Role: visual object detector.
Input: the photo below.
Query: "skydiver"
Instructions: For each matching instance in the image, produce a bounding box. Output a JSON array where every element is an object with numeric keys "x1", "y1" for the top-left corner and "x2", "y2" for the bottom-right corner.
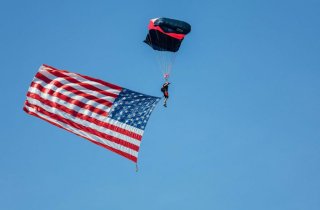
[{"x1": 161, "y1": 81, "x2": 170, "y2": 107}]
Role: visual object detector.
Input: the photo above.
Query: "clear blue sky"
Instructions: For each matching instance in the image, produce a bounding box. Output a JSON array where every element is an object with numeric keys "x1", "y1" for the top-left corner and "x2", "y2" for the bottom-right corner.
[{"x1": 1, "y1": 0, "x2": 320, "y2": 209}]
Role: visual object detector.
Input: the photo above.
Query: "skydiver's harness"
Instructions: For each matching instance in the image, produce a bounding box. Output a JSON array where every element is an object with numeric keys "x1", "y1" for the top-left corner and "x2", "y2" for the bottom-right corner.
[{"x1": 161, "y1": 85, "x2": 169, "y2": 98}]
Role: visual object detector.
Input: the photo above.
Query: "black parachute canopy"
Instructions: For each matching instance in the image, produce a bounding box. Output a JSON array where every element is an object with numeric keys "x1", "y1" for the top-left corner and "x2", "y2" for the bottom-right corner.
[{"x1": 144, "y1": 17, "x2": 191, "y2": 52}]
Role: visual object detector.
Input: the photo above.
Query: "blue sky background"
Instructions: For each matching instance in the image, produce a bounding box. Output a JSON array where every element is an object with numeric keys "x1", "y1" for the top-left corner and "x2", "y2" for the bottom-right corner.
[{"x1": 1, "y1": 0, "x2": 320, "y2": 209}]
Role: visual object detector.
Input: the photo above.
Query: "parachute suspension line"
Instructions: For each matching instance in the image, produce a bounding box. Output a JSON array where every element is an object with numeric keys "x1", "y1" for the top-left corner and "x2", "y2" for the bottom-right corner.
[
  {"x1": 166, "y1": 52, "x2": 174, "y2": 77},
  {"x1": 159, "y1": 50, "x2": 167, "y2": 79},
  {"x1": 135, "y1": 163, "x2": 139, "y2": 172},
  {"x1": 168, "y1": 52, "x2": 178, "y2": 79},
  {"x1": 160, "y1": 51, "x2": 167, "y2": 81},
  {"x1": 148, "y1": 30, "x2": 163, "y2": 79},
  {"x1": 160, "y1": 29, "x2": 168, "y2": 79},
  {"x1": 165, "y1": 31, "x2": 170, "y2": 76},
  {"x1": 163, "y1": 31, "x2": 170, "y2": 81},
  {"x1": 152, "y1": 30, "x2": 166, "y2": 78}
]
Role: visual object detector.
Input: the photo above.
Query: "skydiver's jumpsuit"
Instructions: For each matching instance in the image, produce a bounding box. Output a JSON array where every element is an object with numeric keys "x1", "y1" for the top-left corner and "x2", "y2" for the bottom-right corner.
[{"x1": 161, "y1": 82, "x2": 170, "y2": 107}]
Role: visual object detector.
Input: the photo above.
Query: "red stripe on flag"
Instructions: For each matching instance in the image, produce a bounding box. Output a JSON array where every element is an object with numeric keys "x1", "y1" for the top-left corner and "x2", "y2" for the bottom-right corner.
[
  {"x1": 79, "y1": 75, "x2": 123, "y2": 91},
  {"x1": 87, "y1": 139, "x2": 138, "y2": 162}
]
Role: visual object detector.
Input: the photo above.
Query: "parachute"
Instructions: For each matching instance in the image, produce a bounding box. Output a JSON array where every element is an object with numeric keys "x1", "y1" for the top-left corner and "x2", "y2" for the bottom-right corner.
[{"x1": 144, "y1": 17, "x2": 191, "y2": 81}]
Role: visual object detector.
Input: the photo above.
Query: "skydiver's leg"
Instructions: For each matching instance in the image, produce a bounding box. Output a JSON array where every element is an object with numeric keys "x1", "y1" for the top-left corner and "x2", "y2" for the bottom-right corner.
[{"x1": 163, "y1": 91, "x2": 169, "y2": 107}]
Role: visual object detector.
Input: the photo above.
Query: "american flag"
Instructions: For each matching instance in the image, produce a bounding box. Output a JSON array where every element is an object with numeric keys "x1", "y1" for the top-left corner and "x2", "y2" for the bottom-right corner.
[{"x1": 23, "y1": 64, "x2": 160, "y2": 162}]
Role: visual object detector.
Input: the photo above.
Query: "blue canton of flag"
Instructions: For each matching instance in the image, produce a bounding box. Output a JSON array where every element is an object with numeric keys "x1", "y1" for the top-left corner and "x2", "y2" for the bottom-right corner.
[{"x1": 108, "y1": 88, "x2": 160, "y2": 130}]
